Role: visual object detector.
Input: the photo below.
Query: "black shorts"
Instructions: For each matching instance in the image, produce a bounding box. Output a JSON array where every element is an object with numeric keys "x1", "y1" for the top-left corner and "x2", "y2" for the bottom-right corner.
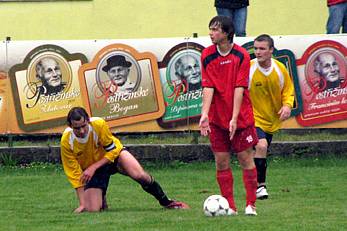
[
  {"x1": 84, "y1": 160, "x2": 119, "y2": 196},
  {"x1": 256, "y1": 127, "x2": 273, "y2": 147}
]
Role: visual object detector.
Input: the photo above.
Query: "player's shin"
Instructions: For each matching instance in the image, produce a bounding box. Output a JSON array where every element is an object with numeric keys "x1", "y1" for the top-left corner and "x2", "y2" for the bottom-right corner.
[
  {"x1": 216, "y1": 168, "x2": 236, "y2": 211},
  {"x1": 254, "y1": 158, "x2": 267, "y2": 186},
  {"x1": 243, "y1": 168, "x2": 257, "y2": 206},
  {"x1": 140, "y1": 176, "x2": 171, "y2": 206}
]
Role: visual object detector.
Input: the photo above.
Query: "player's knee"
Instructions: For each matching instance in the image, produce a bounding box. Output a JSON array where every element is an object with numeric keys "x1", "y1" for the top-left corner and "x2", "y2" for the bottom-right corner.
[
  {"x1": 215, "y1": 160, "x2": 230, "y2": 170},
  {"x1": 238, "y1": 156, "x2": 247, "y2": 167},
  {"x1": 237, "y1": 152, "x2": 254, "y2": 169},
  {"x1": 214, "y1": 153, "x2": 230, "y2": 170},
  {"x1": 132, "y1": 171, "x2": 151, "y2": 184},
  {"x1": 256, "y1": 142, "x2": 268, "y2": 154}
]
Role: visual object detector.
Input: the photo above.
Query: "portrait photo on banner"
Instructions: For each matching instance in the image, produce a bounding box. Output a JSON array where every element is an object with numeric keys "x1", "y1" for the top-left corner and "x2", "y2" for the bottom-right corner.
[
  {"x1": 78, "y1": 44, "x2": 165, "y2": 128},
  {"x1": 9, "y1": 44, "x2": 87, "y2": 131},
  {"x1": 296, "y1": 40, "x2": 347, "y2": 126},
  {"x1": 157, "y1": 42, "x2": 204, "y2": 128}
]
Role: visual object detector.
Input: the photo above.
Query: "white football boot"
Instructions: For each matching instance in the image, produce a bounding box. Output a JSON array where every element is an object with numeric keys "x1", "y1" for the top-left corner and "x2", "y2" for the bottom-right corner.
[
  {"x1": 245, "y1": 205, "x2": 257, "y2": 216},
  {"x1": 256, "y1": 186, "x2": 269, "y2": 200}
]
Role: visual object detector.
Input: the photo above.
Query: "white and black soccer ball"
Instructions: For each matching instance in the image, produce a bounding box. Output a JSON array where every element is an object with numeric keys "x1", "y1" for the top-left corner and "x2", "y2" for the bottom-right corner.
[{"x1": 203, "y1": 195, "x2": 232, "y2": 217}]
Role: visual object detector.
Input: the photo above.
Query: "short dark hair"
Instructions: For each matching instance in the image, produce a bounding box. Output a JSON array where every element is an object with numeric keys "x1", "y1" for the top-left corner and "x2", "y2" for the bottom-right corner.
[
  {"x1": 209, "y1": 16, "x2": 234, "y2": 43},
  {"x1": 254, "y1": 34, "x2": 274, "y2": 49},
  {"x1": 67, "y1": 107, "x2": 89, "y2": 127}
]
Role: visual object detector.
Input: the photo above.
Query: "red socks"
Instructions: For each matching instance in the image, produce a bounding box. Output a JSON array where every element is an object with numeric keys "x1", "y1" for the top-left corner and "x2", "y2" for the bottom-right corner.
[
  {"x1": 217, "y1": 168, "x2": 257, "y2": 209},
  {"x1": 216, "y1": 169, "x2": 236, "y2": 210},
  {"x1": 243, "y1": 167, "x2": 257, "y2": 206}
]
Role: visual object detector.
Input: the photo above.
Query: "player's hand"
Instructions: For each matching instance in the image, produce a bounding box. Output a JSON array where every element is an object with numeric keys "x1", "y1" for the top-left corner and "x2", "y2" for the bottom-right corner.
[
  {"x1": 80, "y1": 166, "x2": 96, "y2": 184},
  {"x1": 199, "y1": 115, "x2": 210, "y2": 136},
  {"x1": 278, "y1": 105, "x2": 291, "y2": 121},
  {"x1": 229, "y1": 119, "x2": 237, "y2": 140},
  {"x1": 74, "y1": 205, "x2": 85, "y2": 213}
]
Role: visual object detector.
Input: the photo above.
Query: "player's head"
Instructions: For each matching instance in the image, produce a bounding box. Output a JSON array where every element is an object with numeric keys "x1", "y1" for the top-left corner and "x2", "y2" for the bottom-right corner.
[
  {"x1": 102, "y1": 55, "x2": 132, "y2": 87},
  {"x1": 314, "y1": 53, "x2": 340, "y2": 84},
  {"x1": 174, "y1": 55, "x2": 201, "y2": 85},
  {"x1": 254, "y1": 34, "x2": 274, "y2": 64},
  {"x1": 36, "y1": 57, "x2": 63, "y2": 88},
  {"x1": 208, "y1": 16, "x2": 234, "y2": 44},
  {"x1": 67, "y1": 107, "x2": 90, "y2": 138},
  {"x1": 254, "y1": 34, "x2": 274, "y2": 49}
]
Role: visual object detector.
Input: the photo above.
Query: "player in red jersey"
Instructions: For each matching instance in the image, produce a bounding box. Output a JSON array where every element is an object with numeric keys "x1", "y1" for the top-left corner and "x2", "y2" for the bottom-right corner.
[{"x1": 199, "y1": 16, "x2": 258, "y2": 216}]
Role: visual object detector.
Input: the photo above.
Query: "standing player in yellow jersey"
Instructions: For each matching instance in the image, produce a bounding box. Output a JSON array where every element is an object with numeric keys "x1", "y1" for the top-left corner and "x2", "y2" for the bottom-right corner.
[
  {"x1": 61, "y1": 107, "x2": 189, "y2": 213},
  {"x1": 249, "y1": 34, "x2": 294, "y2": 200}
]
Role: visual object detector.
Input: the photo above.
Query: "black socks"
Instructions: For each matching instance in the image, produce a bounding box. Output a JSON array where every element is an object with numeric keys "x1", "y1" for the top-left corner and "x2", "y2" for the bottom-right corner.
[
  {"x1": 254, "y1": 158, "x2": 267, "y2": 185},
  {"x1": 141, "y1": 177, "x2": 171, "y2": 206}
]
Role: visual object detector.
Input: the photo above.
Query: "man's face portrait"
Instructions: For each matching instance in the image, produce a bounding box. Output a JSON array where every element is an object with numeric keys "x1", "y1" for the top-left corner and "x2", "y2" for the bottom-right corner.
[
  {"x1": 102, "y1": 55, "x2": 132, "y2": 87},
  {"x1": 71, "y1": 117, "x2": 89, "y2": 139},
  {"x1": 254, "y1": 40, "x2": 274, "y2": 64},
  {"x1": 36, "y1": 58, "x2": 62, "y2": 87},
  {"x1": 314, "y1": 53, "x2": 340, "y2": 83},
  {"x1": 175, "y1": 55, "x2": 201, "y2": 85},
  {"x1": 209, "y1": 23, "x2": 228, "y2": 45},
  {"x1": 107, "y1": 66, "x2": 130, "y2": 86}
]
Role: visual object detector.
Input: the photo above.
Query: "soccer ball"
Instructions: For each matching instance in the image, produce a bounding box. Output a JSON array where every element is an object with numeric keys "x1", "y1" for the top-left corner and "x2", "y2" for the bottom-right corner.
[{"x1": 203, "y1": 195, "x2": 231, "y2": 217}]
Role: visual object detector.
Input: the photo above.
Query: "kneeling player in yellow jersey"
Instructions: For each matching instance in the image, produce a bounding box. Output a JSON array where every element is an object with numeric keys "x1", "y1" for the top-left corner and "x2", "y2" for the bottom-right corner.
[
  {"x1": 249, "y1": 34, "x2": 294, "y2": 200},
  {"x1": 61, "y1": 107, "x2": 189, "y2": 213}
]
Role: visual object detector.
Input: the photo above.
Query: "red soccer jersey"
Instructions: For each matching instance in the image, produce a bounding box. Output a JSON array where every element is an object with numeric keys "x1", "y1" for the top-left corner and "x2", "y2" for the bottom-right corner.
[{"x1": 201, "y1": 44, "x2": 255, "y2": 130}]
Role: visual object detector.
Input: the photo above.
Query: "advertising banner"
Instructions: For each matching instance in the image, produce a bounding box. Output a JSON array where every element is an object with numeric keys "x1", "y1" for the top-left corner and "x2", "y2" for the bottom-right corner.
[{"x1": 0, "y1": 35, "x2": 346, "y2": 134}]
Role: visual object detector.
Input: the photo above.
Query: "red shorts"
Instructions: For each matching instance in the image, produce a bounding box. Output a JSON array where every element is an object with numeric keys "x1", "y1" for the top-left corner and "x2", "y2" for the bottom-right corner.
[{"x1": 209, "y1": 124, "x2": 258, "y2": 153}]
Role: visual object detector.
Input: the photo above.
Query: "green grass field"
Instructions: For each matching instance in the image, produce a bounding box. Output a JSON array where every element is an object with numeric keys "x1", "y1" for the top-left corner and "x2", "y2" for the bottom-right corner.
[{"x1": 1, "y1": 156, "x2": 346, "y2": 231}]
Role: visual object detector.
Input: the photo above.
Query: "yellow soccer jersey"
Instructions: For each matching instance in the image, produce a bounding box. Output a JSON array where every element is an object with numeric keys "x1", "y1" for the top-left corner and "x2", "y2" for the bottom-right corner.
[
  {"x1": 60, "y1": 117, "x2": 123, "y2": 188},
  {"x1": 249, "y1": 58, "x2": 294, "y2": 133}
]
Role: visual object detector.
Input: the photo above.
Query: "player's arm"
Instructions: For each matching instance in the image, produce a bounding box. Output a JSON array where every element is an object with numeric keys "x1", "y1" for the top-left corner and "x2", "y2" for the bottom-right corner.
[
  {"x1": 230, "y1": 87, "x2": 244, "y2": 140},
  {"x1": 60, "y1": 138, "x2": 86, "y2": 212},
  {"x1": 199, "y1": 87, "x2": 214, "y2": 136},
  {"x1": 98, "y1": 119, "x2": 123, "y2": 162},
  {"x1": 74, "y1": 187, "x2": 86, "y2": 213},
  {"x1": 60, "y1": 140, "x2": 83, "y2": 189},
  {"x1": 80, "y1": 157, "x2": 110, "y2": 184},
  {"x1": 199, "y1": 53, "x2": 215, "y2": 136},
  {"x1": 74, "y1": 157, "x2": 111, "y2": 213},
  {"x1": 279, "y1": 69, "x2": 295, "y2": 121},
  {"x1": 231, "y1": 50, "x2": 250, "y2": 139},
  {"x1": 73, "y1": 156, "x2": 110, "y2": 213},
  {"x1": 81, "y1": 120, "x2": 123, "y2": 183}
]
